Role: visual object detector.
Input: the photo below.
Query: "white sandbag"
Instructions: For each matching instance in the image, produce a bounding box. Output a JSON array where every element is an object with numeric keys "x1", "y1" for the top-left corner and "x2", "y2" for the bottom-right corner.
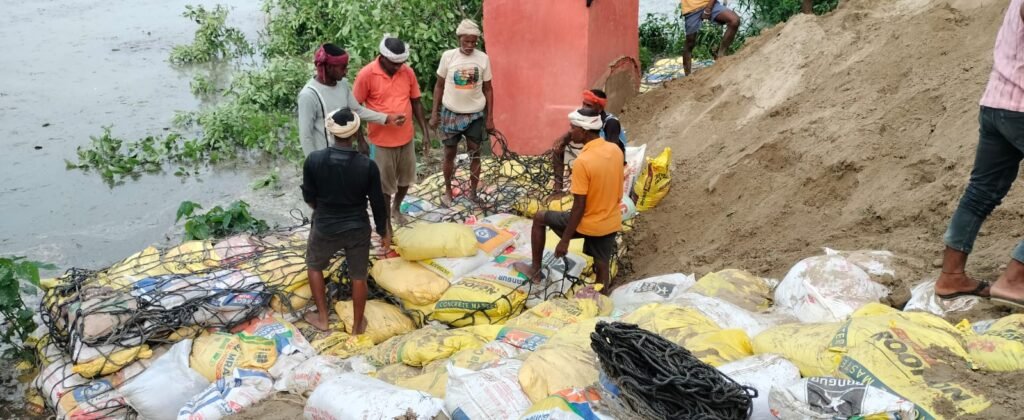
[
  {"x1": 716, "y1": 354, "x2": 801, "y2": 420},
  {"x1": 623, "y1": 145, "x2": 647, "y2": 197},
  {"x1": 446, "y1": 359, "x2": 532, "y2": 420},
  {"x1": 769, "y1": 377, "x2": 915, "y2": 419},
  {"x1": 274, "y1": 355, "x2": 373, "y2": 395},
  {"x1": 121, "y1": 340, "x2": 210, "y2": 420},
  {"x1": 177, "y1": 369, "x2": 274, "y2": 420},
  {"x1": 610, "y1": 274, "x2": 695, "y2": 315},
  {"x1": 665, "y1": 293, "x2": 792, "y2": 339},
  {"x1": 420, "y1": 251, "x2": 492, "y2": 283},
  {"x1": 527, "y1": 252, "x2": 591, "y2": 308},
  {"x1": 304, "y1": 373, "x2": 444, "y2": 420},
  {"x1": 774, "y1": 253, "x2": 889, "y2": 323},
  {"x1": 903, "y1": 278, "x2": 979, "y2": 317}
]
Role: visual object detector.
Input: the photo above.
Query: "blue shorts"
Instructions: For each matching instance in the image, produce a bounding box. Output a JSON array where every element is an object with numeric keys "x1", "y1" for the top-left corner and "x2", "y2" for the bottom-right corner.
[{"x1": 684, "y1": 2, "x2": 729, "y2": 36}]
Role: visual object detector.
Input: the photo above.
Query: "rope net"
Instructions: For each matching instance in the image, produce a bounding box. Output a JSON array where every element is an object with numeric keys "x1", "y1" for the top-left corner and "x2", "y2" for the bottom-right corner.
[{"x1": 31, "y1": 131, "x2": 630, "y2": 418}]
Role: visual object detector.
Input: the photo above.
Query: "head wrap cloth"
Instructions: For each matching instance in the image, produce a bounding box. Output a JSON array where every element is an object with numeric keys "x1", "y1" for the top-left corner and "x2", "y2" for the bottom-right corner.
[
  {"x1": 314, "y1": 44, "x2": 350, "y2": 81},
  {"x1": 568, "y1": 109, "x2": 603, "y2": 131},
  {"x1": 326, "y1": 109, "x2": 361, "y2": 139},
  {"x1": 582, "y1": 90, "x2": 607, "y2": 109},
  {"x1": 379, "y1": 34, "x2": 409, "y2": 63},
  {"x1": 456, "y1": 19, "x2": 481, "y2": 37}
]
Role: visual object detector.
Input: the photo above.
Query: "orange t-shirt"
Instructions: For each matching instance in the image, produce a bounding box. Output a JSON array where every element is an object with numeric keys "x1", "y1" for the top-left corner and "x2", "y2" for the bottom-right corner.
[
  {"x1": 570, "y1": 139, "x2": 625, "y2": 236},
  {"x1": 681, "y1": 0, "x2": 713, "y2": 15},
  {"x1": 352, "y1": 59, "x2": 422, "y2": 147}
]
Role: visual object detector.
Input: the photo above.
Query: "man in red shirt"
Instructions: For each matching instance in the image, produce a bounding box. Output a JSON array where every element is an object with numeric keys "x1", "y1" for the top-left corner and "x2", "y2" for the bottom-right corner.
[{"x1": 354, "y1": 36, "x2": 431, "y2": 229}]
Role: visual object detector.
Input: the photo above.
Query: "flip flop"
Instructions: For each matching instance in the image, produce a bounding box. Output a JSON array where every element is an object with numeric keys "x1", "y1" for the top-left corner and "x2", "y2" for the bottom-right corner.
[{"x1": 936, "y1": 280, "x2": 990, "y2": 300}]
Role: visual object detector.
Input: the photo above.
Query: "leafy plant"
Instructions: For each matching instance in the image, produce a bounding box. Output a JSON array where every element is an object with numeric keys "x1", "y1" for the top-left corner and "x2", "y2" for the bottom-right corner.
[
  {"x1": 251, "y1": 168, "x2": 280, "y2": 190},
  {"x1": 738, "y1": 0, "x2": 840, "y2": 36},
  {"x1": 170, "y1": 4, "x2": 253, "y2": 65},
  {"x1": 176, "y1": 200, "x2": 270, "y2": 240},
  {"x1": 66, "y1": 126, "x2": 181, "y2": 185},
  {"x1": 189, "y1": 74, "x2": 220, "y2": 97},
  {"x1": 0, "y1": 257, "x2": 54, "y2": 365}
]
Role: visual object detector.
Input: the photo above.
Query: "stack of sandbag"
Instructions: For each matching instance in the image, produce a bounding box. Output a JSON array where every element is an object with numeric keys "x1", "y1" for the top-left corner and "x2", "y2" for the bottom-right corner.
[{"x1": 753, "y1": 303, "x2": 992, "y2": 418}]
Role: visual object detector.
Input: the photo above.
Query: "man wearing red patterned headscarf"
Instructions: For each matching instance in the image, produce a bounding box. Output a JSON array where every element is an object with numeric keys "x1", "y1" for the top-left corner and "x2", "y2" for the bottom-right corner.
[{"x1": 297, "y1": 43, "x2": 405, "y2": 157}]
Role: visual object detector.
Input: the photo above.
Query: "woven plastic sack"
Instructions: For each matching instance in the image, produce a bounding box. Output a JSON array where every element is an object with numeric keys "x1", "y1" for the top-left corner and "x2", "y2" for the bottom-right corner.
[
  {"x1": 371, "y1": 257, "x2": 451, "y2": 306},
  {"x1": 634, "y1": 147, "x2": 671, "y2": 211},
  {"x1": 691, "y1": 269, "x2": 774, "y2": 313},
  {"x1": 304, "y1": 373, "x2": 444, "y2": 419},
  {"x1": 447, "y1": 359, "x2": 532, "y2": 420},
  {"x1": 431, "y1": 278, "x2": 528, "y2": 327},
  {"x1": 622, "y1": 303, "x2": 753, "y2": 367},
  {"x1": 775, "y1": 250, "x2": 889, "y2": 323},
  {"x1": 189, "y1": 333, "x2": 277, "y2": 382},
  {"x1": 966, "y1": 314, "x2": 1024, "y2": 372},
  {"x1": 334, "y1": 300, "x2": 415, "y2": 345},
  {"x1": 395, "y1": 223, "x2": 478, "y2": 261}
]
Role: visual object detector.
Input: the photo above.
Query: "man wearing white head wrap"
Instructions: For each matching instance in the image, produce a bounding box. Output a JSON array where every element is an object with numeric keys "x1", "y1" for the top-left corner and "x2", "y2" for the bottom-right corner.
[
  {"x1": 430, "y1": 18, "x2": 494, "y2": 205},
  {"x1": 353, "y1": 35, "x2": 430, "y2": 231},
  {"x1": 301, "y1": 107, "x2": 390, "y2": 332},
  {"x1": 513, "y1": 108, "x2": 624, "y2": 295}
]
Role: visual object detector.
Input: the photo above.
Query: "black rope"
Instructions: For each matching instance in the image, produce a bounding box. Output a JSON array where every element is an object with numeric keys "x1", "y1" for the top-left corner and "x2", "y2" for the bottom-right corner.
[{"x1": 590, "y1": 322, "x2": 757, "y2": 420}]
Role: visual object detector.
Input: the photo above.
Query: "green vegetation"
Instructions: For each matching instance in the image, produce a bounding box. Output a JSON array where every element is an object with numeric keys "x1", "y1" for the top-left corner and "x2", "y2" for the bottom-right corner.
[
  {"x1": 250, "y1": 168, "x2": 281, "y2": 191},
  {"x1": 170, "y1": 5, "x2": 253, "y2": 65},
  {"x1": 0, "y1": 257, "x2": 54, "y2": 365},
  {"x1": 70, "y1": 0, "x2": 482, "y2": 182},
  {"x1": 639, "y1": 0, "x2": 840, "y2": 71},
  {"x1": 176, "y1": 200, "x2": 270, "y2": 240}
]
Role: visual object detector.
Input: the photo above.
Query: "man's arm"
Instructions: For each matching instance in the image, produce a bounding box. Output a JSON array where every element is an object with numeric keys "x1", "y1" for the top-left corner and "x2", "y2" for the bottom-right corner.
[
  {"x1": 411, "y1": 97, "x2": 431, "y2": 155},
  {"x1": 551, "y1": 132, "x2": 571, "y2": 192},
  {"x1": 556, "y1": 194, "x2": 588, "y2": 257},
  {"x1": 483, "y1": 80, "x2": 495, "y2": 131},
  {"x1": 298, "y1": 91, "x2": 321, "y2": 157},
  {"x1": 703, "y1": 0, "x2": 718, "y2": 19},
  {"x1": 345, "y1": 82, "x2": 388, "y2": 125},
  {"x1": 300, "y1": 157, "x2": 317, "y2": 210},
  {"x1": 367, "y1": 162, "x2": 389, "y2": 236},
  {"x1": 430, "y1": 77, "x2": 445, "y2": 128}
]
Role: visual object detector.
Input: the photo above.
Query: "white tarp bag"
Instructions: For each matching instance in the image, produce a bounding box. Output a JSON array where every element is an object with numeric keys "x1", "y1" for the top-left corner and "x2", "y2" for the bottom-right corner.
[
  {"x1": 665, "y1": 293, "x2": 794, "y2": 337},
  {"x1": 903, "y1": 278, "x2": 979, "y2": 317},
  {"x1": 716, "y1": 354, "x2": 801, "y2": 420},
  {"x1": 446, "y1": 359, "x2": 532, "y2": 420},
  {"x1": 610, "y1": 273, "x2": 696, "y2": 316},
  {"x1": 177, "y1": 369, "x2": 274, "y2": 420},
  {"x1": 120, "y1": 340, "x2": 210, "y2": 420},
  {"x1": 770, "y1": 377, "x2": 915, "y2": 419},
  {"x1": 304, "y1": 373, "x2": 444, "y2": 420},
  {"x1": 274, "y1": 355, "x2": 373, "y2": 395},
  {"x1": 774, "y1": 251, "x2": 889, "y2": 323}
]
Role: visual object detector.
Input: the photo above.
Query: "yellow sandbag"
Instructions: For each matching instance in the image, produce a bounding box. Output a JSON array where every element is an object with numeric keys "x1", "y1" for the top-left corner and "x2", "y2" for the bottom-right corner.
[
  {"x1": 395, "y1": 223, "x2": 478, "y2": 261},
  {"x1": 246, "y1": 251, "x2": 308, "y2": 288},
  {"x1": 72, "y1": 345, "x2": 153, "y2": 378},
  {"x1": 831, "y1": 303, "x2": 988, "y2": 418},
  {"x1": 499, "y1": 297, "x2": 605, "y2": 351},
  {"x1": 370, "y1": 258, "x2": 451, "y2": 306},
  {"x1": 967, "y1": 314, "x2": 1024, "y2": 372},
  {"x1": 270, "y1": 283, "x2": 313, "y2": 313},
  {"x1": 97, "y1": 247, "x2": 170, "y2": 288},
  {"x1": 431, "y1": 278, "x2": 527, "y2": 327},
  {"x1": 162, "y1": 240, "x2": 219, "y2": 274},
  {"x1": 544, "y1": 230, "x2": 586, "y2": 256},
  {"x1": 623, "y1": 303, "x2": 752, "y2": 366},
  {"x1": 514, "y1": 195, "x2": 577, "y2": 219},
  {"x1": 519, "y1": 319, "x2": 600, "y2": 402},
  {"x1": 634, "y1": 147, "x2": 671, "y2": 211},
  {"x1": 691, "y1": 269, "x2": 773, "y2": 312},
  {"x1": 402, "y1": 299, "x2": 436, "y2": 327},
  {"x1": 189, "y1": 333, "x2": 277, "y2": 382},
  {"x1": 168, "y1": 325, "x2": 204, "y2": 342},
  {"x1": 334, "y1": 300, "x2": 415, "y2": 344},
  {"x1": 375, "y1": 363, "x2": 424, "y2": 384},
  {"x1": 752, "y1": 322, "x2": 842, "y2": 377},
  {"x1": 365, "y1": 326, "x2": 487, "y2": 368},
  {"x1": 395, "y1": 359, "x2": 449, "y2": 398},
  {"x1": 310, "y1": 331, "x2": 375, "y2": 357}
]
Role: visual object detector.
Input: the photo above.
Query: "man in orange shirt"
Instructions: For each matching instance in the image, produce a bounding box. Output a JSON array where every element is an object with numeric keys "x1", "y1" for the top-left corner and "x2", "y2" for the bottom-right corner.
[
  {"x1": 514, "y1": 108, "x2": 624, "y2": 293},
  {"x1": 353, "y1": 35, "x2": 431, "y2": 228},
  {"x1": 681, "y1": 0, "x2": 741, "y2": 76}
]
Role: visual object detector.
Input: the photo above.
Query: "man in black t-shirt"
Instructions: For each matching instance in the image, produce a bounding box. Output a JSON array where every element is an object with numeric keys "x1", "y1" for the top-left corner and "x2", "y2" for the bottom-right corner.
[{"x1": 301, "y1": 108, "x2": 390, "y2": 332}]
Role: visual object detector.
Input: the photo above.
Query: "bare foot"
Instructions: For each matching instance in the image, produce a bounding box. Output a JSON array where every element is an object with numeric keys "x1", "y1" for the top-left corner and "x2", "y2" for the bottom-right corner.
[
  {"x1": 303, "y1": 311, "x2": 330, "y2": 332},
  {"x1": 351, "y1": 318, "x2": 368, "y2": 336},
  {"x1": 934, "y1": 272, "x2": 991, "y2": 299},
  {"x1": 990, "y1": 260, "x2": 1024, "y2": 306},
  {"x1": 441, "y1": 191, "x2": 454, "y2": 207},
  {"x1": 512, "y1": 262, "x2": 543, "y2": 284},
  {"x1": 392, "y1": 208, "x2": 408, "y2": 226}
]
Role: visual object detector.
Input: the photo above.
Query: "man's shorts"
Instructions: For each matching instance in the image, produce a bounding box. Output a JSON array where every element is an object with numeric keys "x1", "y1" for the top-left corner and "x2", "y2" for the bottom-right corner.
[
  {"x1": 440, "y1": 108, "x2": 488, "y2": 147},
  {"x1": 544, "y1": 211, "x2": 617, "y2": 263},
  {"x1": 306, "y1": 226, "x2": 371, "y2": 279},
  {"x1": 374, "y1": 141, "x2": 416, "y2": 196},
  {"x1": 684, "y1": 2, "x2": 729, "y2": 36}
]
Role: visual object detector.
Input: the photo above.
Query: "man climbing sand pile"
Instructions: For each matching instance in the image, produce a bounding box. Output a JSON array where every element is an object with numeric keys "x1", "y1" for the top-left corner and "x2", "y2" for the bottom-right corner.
[
  {"x1": 934, "y1": 0, "x2": 1024, "y2": 308},
  {"x1": 514, "y1": 108, "x2": 624, "y2": 294},
  {"x1": 301, "y1": 108, "x2": 392, "y2": 332},
  {"x1": 681, "y1": 0, "x2": 741, "y2": 76}
]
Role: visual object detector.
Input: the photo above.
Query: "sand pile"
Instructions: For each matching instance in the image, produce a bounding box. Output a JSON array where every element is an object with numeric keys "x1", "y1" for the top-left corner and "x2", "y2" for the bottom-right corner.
[{"x1": 623, "y1": 0, "x2": 1016, "y2": 295}]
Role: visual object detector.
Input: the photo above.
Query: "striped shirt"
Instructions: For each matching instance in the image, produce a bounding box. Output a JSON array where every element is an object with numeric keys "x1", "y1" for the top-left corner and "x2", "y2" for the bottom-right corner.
[{"x1": 981, "y1": 0, "x2": 1024, "y2": 112}]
